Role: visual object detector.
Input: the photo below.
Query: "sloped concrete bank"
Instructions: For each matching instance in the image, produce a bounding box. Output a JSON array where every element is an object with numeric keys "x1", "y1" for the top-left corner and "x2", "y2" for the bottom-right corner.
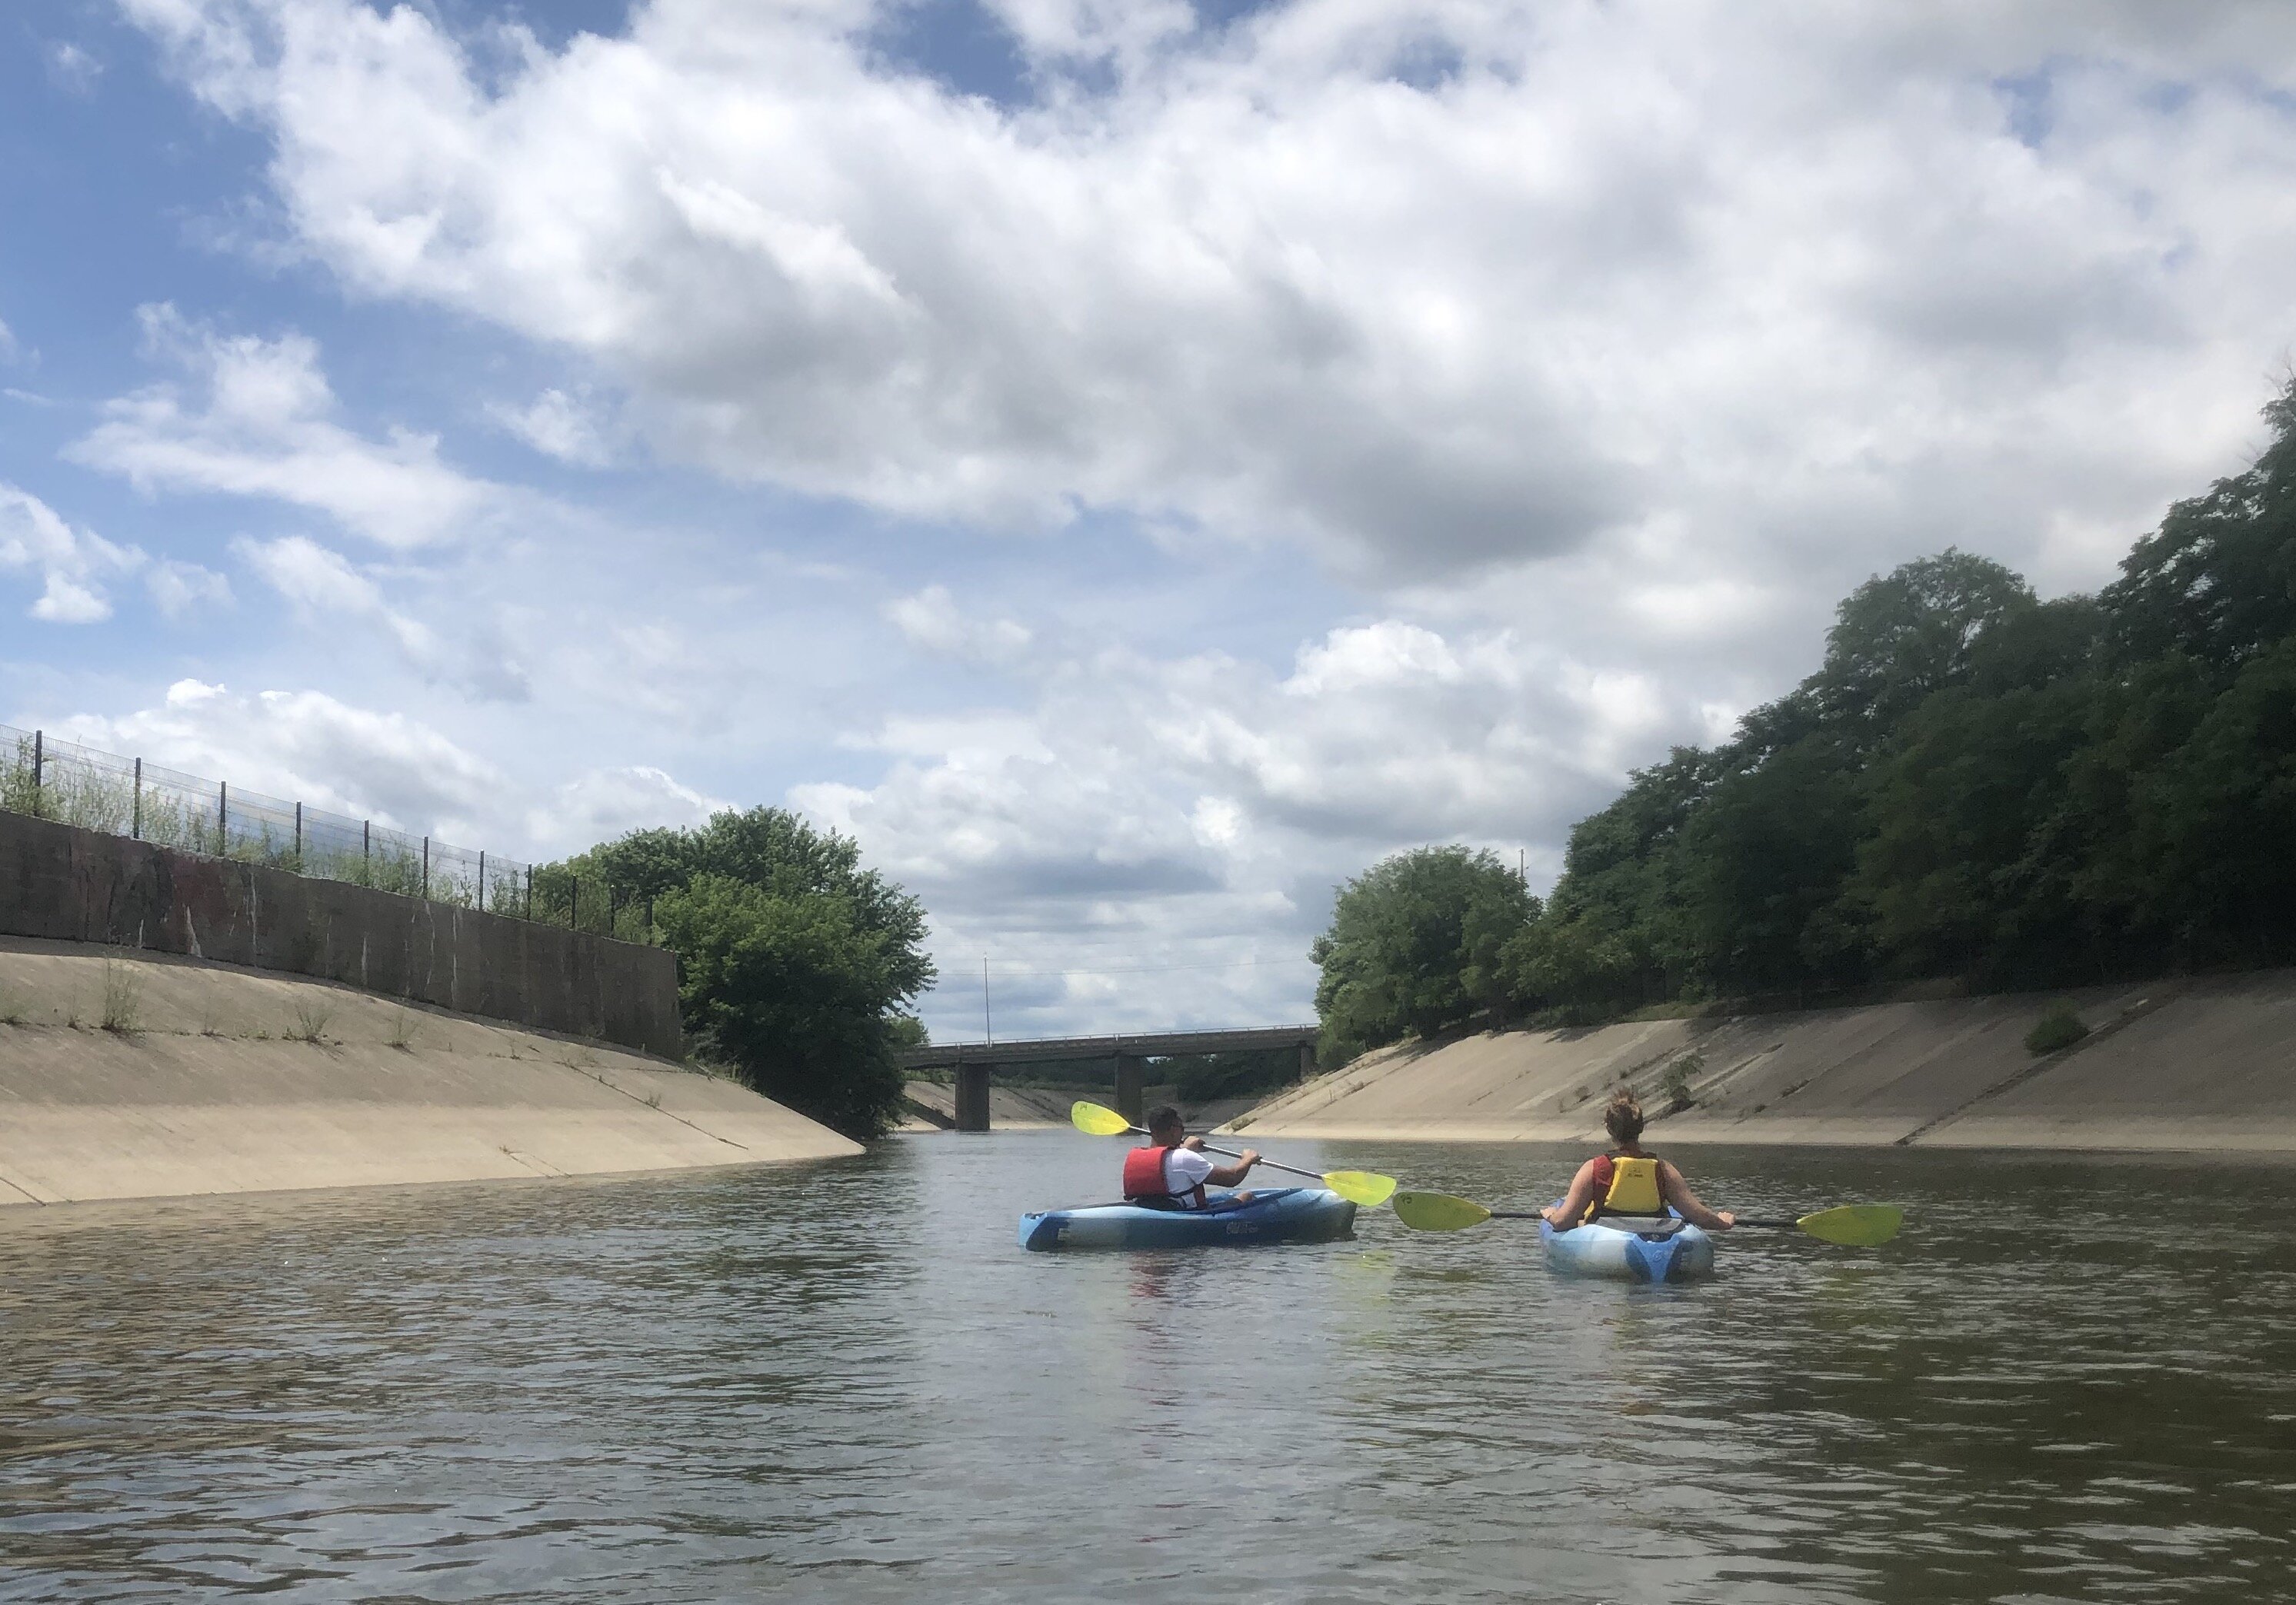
[
  {"x1": 0, "y1": 938, "x2": 858, "y2": 1210},
  {"x1": 1228, "y1": 972, "x2": 2296, "y2": 1153}
]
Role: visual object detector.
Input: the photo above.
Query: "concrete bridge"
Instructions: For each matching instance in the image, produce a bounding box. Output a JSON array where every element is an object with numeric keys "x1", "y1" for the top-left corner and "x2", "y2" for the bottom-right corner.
[{"x1": 897, "y1": 1025, "x2": 1320, "y2": 1131}]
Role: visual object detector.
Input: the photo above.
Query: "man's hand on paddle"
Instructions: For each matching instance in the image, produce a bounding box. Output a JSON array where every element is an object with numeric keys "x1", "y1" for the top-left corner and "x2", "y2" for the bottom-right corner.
[{"x1": 1202, "y1": 1144, "x2": 1261, "y2": 1189}]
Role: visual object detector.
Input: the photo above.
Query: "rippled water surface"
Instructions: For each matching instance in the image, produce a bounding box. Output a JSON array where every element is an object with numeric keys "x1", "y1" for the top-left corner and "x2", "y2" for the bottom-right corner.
[{"x1": 4, "y1": 1134, "x2": 2294, "y2": 1602}]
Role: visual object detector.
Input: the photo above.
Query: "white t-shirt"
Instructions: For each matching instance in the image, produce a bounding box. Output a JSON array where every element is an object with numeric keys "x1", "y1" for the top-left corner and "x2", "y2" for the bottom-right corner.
[{"x1": 1157, "y1": 1147, "x2": 1216, "y2": 1204}]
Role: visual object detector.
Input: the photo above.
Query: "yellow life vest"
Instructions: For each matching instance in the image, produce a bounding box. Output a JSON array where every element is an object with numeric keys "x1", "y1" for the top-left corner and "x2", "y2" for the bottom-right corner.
[{"x1": 1583, "y1": 1153, "x2": 1665, "y2": 1222}]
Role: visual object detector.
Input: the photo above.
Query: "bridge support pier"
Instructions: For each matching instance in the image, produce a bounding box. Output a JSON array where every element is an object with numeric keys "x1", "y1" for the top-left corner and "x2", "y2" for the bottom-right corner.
[
  {"x1": 1114, "y1": 1054, "x2": 1148, "y2": 1125},
  {"x1": 955, "y1": 1062, "x2": 992, "y2": 1132},
  {"x1": 1298, "y1": 1041, "x2": 1317, "y2": 1081}
]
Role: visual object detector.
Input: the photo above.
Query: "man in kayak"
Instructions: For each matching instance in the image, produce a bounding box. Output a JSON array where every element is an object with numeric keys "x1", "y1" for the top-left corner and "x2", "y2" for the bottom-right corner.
[
  {"x1": 1122, "y1": 1105, "x2": 1261, "y2": 1210},
  {"x1": 1541, "y1": 1091, "x2": 1735, "y2": 1232}
]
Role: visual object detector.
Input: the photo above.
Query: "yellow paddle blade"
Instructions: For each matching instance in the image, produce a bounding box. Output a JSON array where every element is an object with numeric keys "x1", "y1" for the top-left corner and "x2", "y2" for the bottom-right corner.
[
  {"x1": 1796, "y1": 1204, "x2": 1902, "y2": 1247},
  {"x1": 1323, "y1": 1170, "x2": 1398, "y2": 1209},
  {"x1": 1070, "y1": 1101, "x2": 1138, "y2": 1137},
  {"x1": 1391, "y1": 1191, "x2": 1495, "y2": 1232}
]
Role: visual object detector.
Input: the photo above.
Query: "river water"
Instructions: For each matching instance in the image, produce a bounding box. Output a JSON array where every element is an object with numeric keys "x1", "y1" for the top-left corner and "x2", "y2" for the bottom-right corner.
[{"x1": 2, "y1": 1133, "x2": 2292, "y2": 1602}]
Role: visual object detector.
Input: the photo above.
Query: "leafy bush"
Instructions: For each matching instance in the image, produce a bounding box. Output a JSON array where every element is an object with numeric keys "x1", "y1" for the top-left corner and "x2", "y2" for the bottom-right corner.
[
  {"x1": 2024, "y1": 1004, "x2": 2091, "y2": 1057},
  {"x1": 1311, "y1": 845, "x2": 1538, "y2": 1064},
  {"x1": 1661, "y1": 1051, "x2": 1702, "y2": 1112},
  {"x1": 558, "y1": 807, "x2": 934, "y2": 1140}
]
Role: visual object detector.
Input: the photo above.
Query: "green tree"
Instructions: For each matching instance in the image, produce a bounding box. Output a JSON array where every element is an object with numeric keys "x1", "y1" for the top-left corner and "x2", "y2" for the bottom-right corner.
[
  {"x1": 548, "y1": 807, "x2": 934, "y2": 1139},
  {"x1": 2104, "y1": 383, "x2": 2296, "y2": 674},
  {"x1": 1311, "y1": 846, "x2": 1538, "y2": 1064},
  {"x1": 1811, "y1": 548, "x2": 2037, "y2": 735}
]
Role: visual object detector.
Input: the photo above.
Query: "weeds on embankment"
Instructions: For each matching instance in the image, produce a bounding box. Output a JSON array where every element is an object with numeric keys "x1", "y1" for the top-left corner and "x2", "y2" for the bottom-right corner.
[
  {"x1": 286, "y1": 997, "x2": 335, "y2": 1044},
  {"x1": 99, "y1": 959, "x2": 143, "y2": 1034}
]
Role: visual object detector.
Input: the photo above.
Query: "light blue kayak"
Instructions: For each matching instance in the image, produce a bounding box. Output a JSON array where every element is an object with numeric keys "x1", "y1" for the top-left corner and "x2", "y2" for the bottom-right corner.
[
  {"x1": 1539, "y1": 1206, "x2": 1716, "y2": 1283},
  {"x1": 1019, "y1": 1187, "x2": 1357, "y2": 1251}
]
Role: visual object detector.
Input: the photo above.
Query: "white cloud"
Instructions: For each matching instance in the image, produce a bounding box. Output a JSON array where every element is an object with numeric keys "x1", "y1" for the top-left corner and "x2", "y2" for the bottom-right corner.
[
  {"x1": 58, "y1": 679, "x2": 512, "y2": 842},
  {"x1": 49, "y1": 680, "x2": 730, "y2": 864},
  {"x1": 232, "y1": 533, "x2": 530, "y2": 700},
  {"x1": 885, "y1": 584, "x2": 1033, "y2": 664},
  {"x1": 46, "y1": 41, "x2": 104, "y2": 93},
  {"x1": 118, "y1": 0, "x2": 2296, "y2": 608},
  {"x1": 0, "y1": 481, "x2": 145, "y2": 625},
  {"x1": 523, "y1": 765, "x2": 729, "y2": 854},
  {"x1": 490, "y1": 386, "x2": 614, "y2": 466},
  {"x1": 68, "y1": 305, "x2": 502, "y2": 549},
  {"x1": 146, "y1": 559, "x2": 236, "y2": 619},
  {"x1": 796, "y1": 616, "x2": 1655, "y2": 1035}
]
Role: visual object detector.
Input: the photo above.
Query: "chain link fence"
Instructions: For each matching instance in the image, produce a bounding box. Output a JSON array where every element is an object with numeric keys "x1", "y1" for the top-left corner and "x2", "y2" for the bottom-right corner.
[{"x1": 2, "y1": 722, "x2": 539, "y2": 917}]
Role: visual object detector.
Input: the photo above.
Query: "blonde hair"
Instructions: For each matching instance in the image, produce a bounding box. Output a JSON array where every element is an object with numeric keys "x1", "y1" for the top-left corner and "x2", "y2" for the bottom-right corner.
[{"x1": 1602, "y1": 1089, "x2": 1645, "y2": 1146}]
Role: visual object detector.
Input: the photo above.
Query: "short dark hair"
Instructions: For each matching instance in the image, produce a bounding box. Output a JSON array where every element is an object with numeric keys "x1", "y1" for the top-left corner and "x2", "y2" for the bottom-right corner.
[{"x1": 1145, "y1": 1104, "x2": 1185, "y2": 1134}]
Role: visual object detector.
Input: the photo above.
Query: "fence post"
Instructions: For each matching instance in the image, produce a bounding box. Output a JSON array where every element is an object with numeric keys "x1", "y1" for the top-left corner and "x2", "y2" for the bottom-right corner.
[
  {"x1": 31, "y1": 730, "x2": 40, "y2": 816},
  {"x1": 363, "y1": 820, "x2": 371, "y2": 881},
  {"x1": 294, "y1": 801, "x2": 302, "y2": 864},
  {"x1": 478, "y1": 850, "x2": 485, "y2": 913},
  {"x1": 422, "y1": 836, "x2": 430, "y2": 900},
  {"x1": 570, "y1": 875, "x2": 578, "y2": 930},
  {"x1": 218, "y1": 781, "x2": 228, "y2": 854},
  {"x1": 132, "y1": 758, "x2": 142, "y2": 841},
  {"x1": 607, "y1": 885, "x2": 617, "y2": 940},
  {"x1": 646, "y1": 896, "x2": 655, "y2": 944},
  {"x1": 526, "y1": 865, "x2": 533, "y2": 919}
]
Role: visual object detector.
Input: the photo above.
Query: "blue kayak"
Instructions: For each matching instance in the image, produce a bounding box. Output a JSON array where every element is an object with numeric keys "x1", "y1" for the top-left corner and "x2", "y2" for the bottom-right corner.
[
  {"x1": 1539, "y1": 1206, "x2": 1716, "y2": 1283},
  {"x1": 1019, "y1": 1187, "x2": 1357, "y2": 1251}
]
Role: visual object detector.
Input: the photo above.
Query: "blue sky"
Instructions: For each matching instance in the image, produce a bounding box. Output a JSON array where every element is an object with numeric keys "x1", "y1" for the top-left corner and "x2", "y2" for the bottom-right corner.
[{"x1": 5, "y1": 2, "x2": 2295, "y2": 1038}]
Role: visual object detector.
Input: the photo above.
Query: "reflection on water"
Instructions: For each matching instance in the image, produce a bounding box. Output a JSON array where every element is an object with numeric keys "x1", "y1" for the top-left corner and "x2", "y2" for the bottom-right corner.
[{"x1": 2, "y1": 1135, "x2": 2292, "y2": 1602}]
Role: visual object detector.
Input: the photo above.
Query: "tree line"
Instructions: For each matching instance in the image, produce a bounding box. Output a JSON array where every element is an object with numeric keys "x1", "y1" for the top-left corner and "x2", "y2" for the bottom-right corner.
[{"x1": 1314, "y1": 381, "x2": 2296, "y2": 1066}]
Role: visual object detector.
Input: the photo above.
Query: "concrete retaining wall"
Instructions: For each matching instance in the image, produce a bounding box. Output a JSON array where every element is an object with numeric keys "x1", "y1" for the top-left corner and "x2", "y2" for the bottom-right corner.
[{"x1": 0, "y1": 810, "x2": 681, "y2": 1057}]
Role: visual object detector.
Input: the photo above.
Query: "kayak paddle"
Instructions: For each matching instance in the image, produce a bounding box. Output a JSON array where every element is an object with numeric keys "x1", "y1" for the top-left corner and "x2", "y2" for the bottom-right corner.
[
  {"x1": 1068, "y1": 1101, "x2": 1398, "y2": 1209},
  {"x1": 1392, "y1": 1190, "x2": 1902, "y2": 1246}
]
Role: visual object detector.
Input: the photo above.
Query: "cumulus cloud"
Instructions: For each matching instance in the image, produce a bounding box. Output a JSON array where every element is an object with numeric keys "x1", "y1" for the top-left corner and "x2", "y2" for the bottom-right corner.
[
  {"x1": 795, "y1": 615, "x2": 1659, "y2": 1034},
  {"x1": 118, "y1": 0, "x2": 2296, "y2": 604},
  {"x1": 0, "y1": 481, "x2": 145, "y2": 624},
  {"x1": 886, "y1": 584, "x2": 1032, "y2": 664},
  {"x1": 58, "y1": 678, "x2": 512, "y2": 841},
  {"x1": 68, "y1": 304, "x2": 502, "y2": 549},
  {"x1": 232, "y1": 533, "x2": 531, "y2": 700}
]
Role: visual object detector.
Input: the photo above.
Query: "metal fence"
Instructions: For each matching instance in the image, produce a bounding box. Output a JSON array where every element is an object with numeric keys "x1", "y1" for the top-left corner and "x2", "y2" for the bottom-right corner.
[{"x1": 1, "y1": 721, "x2": 537, "y2": 917}]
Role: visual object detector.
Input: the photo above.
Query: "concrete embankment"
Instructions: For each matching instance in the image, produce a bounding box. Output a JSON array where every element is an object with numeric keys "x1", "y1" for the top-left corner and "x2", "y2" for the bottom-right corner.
[
  {"x1": 0, "y1": 937, "x2": 858, "y2": 1209},
  {"x1": 1228, "y1": 972, "x2": 2296, "y2": 1153}
]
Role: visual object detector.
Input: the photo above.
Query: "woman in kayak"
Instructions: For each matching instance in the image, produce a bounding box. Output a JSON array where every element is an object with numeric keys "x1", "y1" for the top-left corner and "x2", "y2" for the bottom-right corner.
[
  {"x1": 1123, "y1": 1106, "x2": 1261, "y2": 1210},
  {"x1": 1541, "y1": 1091, "x2": 1735, "y2": 1232}
]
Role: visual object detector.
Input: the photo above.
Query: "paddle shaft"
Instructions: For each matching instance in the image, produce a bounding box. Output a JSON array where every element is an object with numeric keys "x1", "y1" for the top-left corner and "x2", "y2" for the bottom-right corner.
[
  {"x1": 1486, "y1": 1212, "x2": 1816, "y2": 1229},
  {"x1": 1128, "y1": 1127, "x2": 1329, "y2": 1186}
]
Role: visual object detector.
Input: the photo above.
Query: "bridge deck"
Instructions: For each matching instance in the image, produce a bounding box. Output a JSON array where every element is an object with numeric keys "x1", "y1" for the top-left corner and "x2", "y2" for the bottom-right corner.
[{"x1": 898, "y1": 1024, "x2": 1317, "y2": 1070}]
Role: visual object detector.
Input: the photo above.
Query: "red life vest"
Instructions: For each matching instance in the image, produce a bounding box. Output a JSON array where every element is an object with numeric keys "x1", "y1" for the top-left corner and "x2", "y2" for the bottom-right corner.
[{"x1": 1122, "y1": 1144, "x2": 1207, "y2": 1210}]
